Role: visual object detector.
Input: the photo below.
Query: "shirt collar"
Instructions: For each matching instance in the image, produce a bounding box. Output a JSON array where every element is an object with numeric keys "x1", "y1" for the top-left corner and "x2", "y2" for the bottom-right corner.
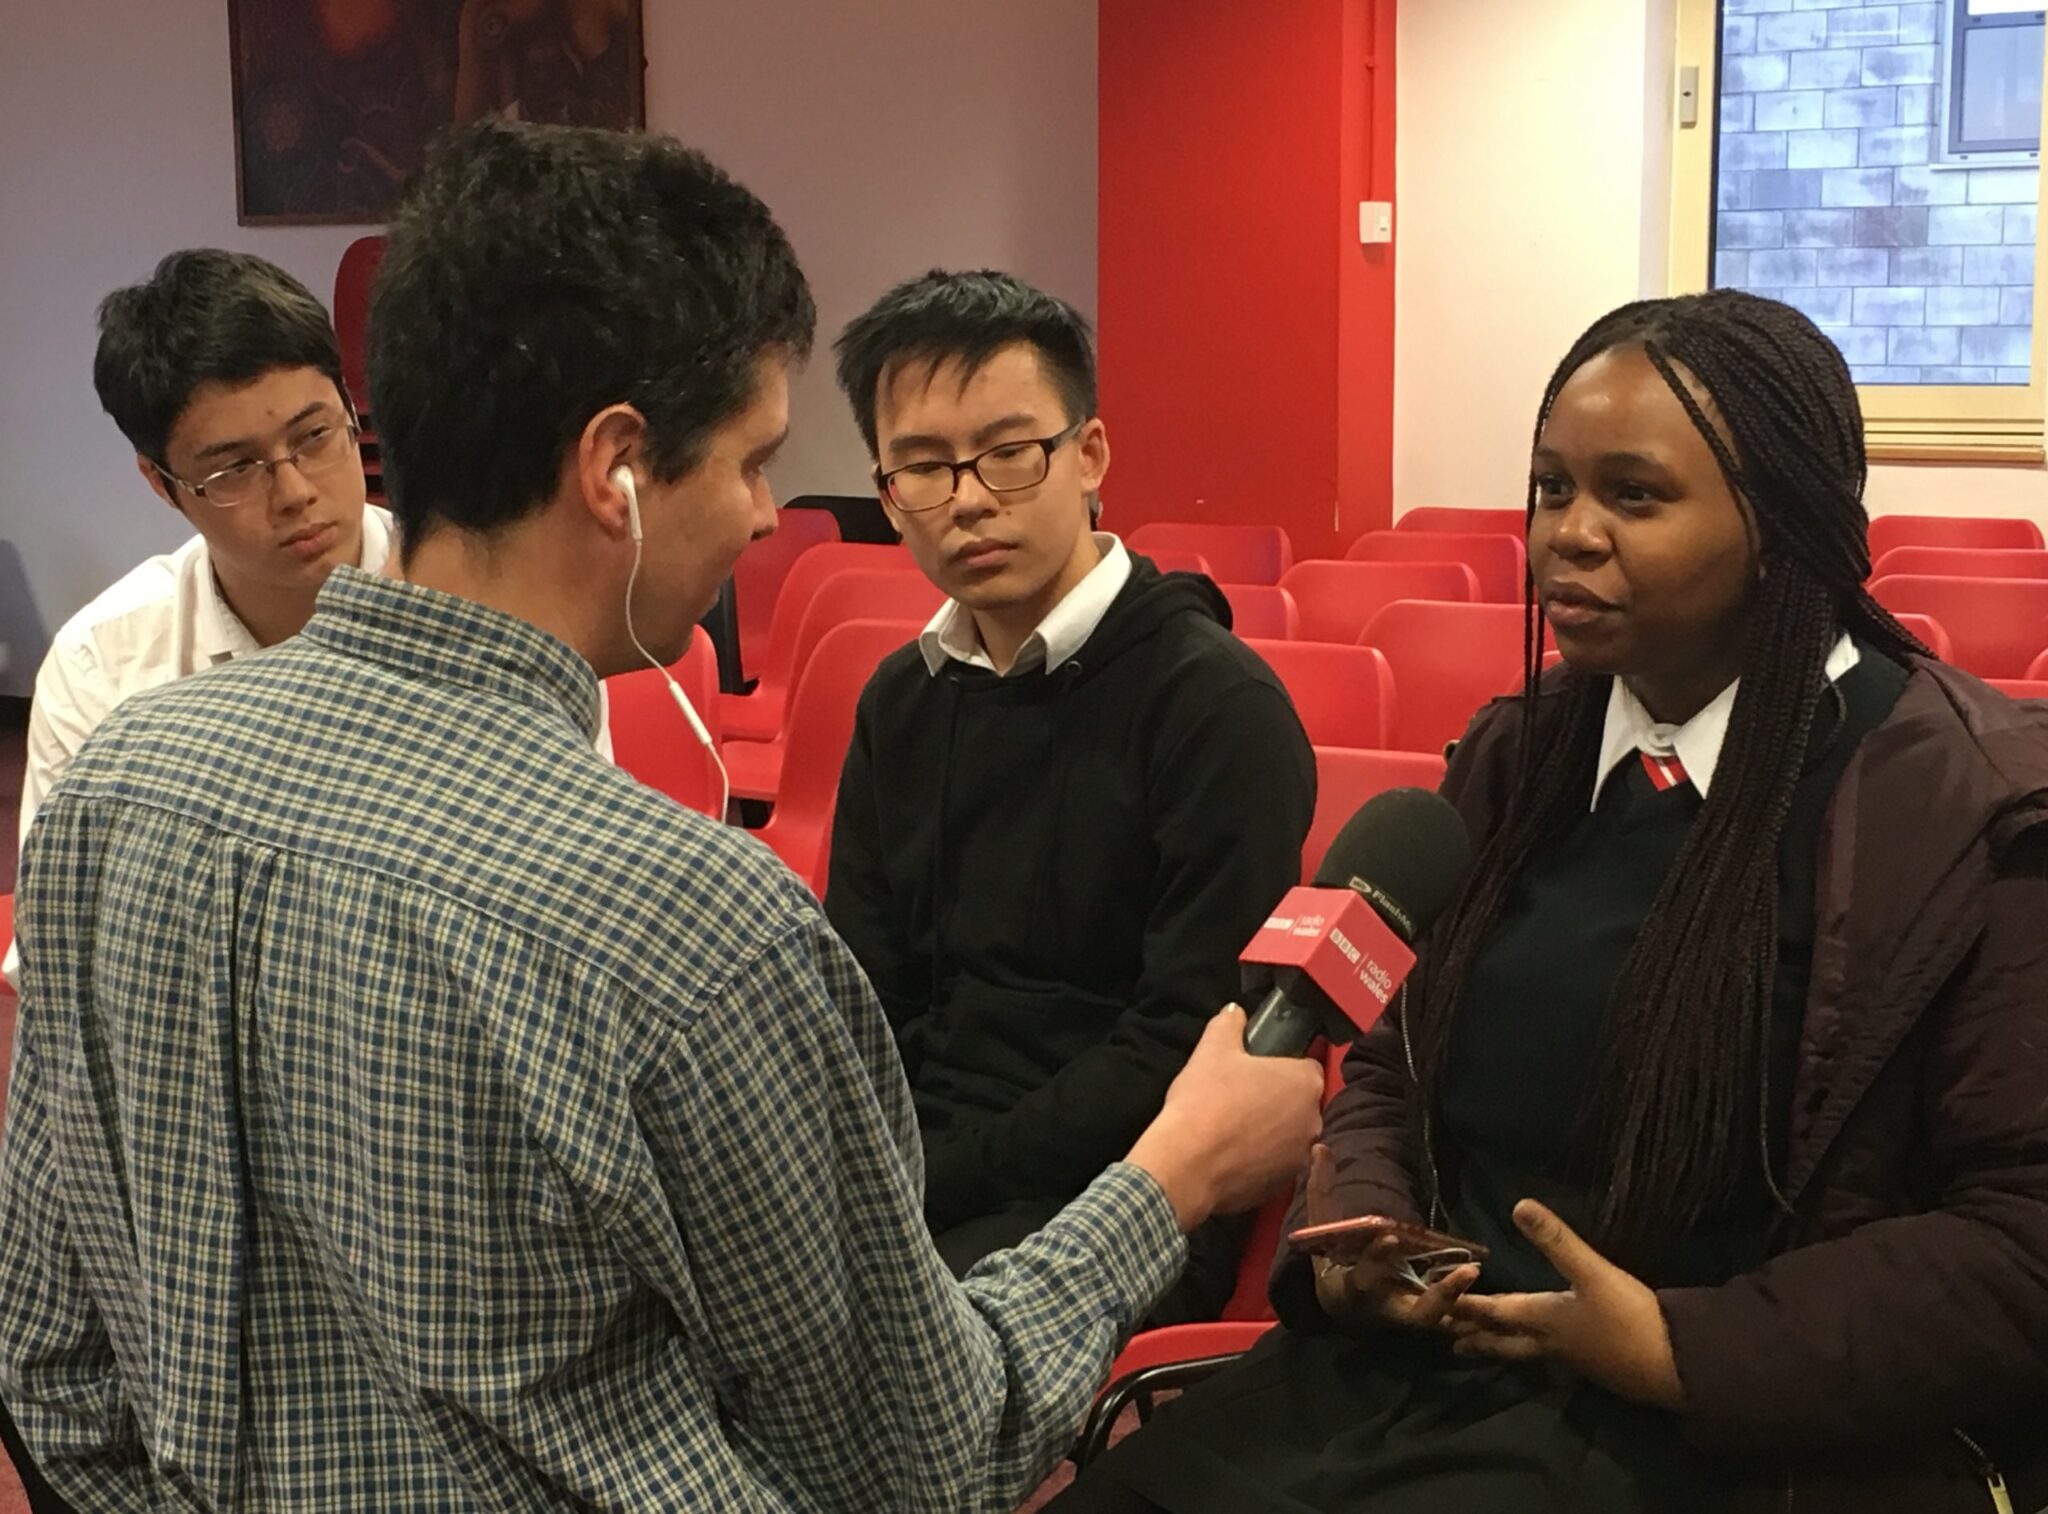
[
  {"x1": 1590, "y1": 633, "x2": 1860, "y2": 810},
  {"x1": 193, "y1": 505, "x2": 396, "y2": 666},
  {"x1": 918, "y1": 533, "x2": 1132, "y2": 677},
  {"x1": 301, "y1": 565, "x2": 604, "y2": 743}
]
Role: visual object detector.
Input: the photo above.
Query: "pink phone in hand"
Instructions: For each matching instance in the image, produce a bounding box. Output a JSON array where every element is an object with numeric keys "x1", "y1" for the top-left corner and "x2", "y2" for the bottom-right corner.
[{"x1": 1287, "y1": 1214, "x2": 1489, "y2": 1289}]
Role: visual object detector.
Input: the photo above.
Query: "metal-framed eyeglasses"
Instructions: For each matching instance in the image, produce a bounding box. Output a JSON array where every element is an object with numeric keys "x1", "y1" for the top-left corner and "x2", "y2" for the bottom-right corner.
[
  {"x1": 152, "y1": 420, "x2": 362, "y2": 508},
  {"x1": 875, "y1": 419, "x2": 1088, "y2": 513}
]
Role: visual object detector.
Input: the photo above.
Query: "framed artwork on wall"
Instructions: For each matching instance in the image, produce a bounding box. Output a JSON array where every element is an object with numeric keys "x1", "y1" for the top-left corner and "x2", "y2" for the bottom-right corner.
[{"x1": 228, "y1": 0, "x2": 646, "y2": 225}]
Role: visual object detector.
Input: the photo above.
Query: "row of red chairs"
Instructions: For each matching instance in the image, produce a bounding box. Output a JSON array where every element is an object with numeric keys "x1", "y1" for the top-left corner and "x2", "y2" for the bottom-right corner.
[
  {"x1": 1131, "y1": 510, "x2": 2047, "y2": 589},
  {"x1": 732, "y1": 513, "x2": 2048, "y2": 688}
]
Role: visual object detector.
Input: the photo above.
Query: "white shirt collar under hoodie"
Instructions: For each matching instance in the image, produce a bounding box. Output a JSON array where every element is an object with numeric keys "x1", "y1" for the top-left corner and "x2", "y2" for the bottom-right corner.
[
  {"x1": 1589, "y1": 633, "x2": 1861, "y2": 811},
  {"x1": 917, "y1": 533, "x2": 1132, "y2": 677}
]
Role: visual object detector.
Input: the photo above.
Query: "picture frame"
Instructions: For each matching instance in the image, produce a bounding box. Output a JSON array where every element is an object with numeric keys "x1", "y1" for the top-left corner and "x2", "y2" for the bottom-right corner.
[{"x1": 228, "y1": 0, "x2": 646, "y2": 226}]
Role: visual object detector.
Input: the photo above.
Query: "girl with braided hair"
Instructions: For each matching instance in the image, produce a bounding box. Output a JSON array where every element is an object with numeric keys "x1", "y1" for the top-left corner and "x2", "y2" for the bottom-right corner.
[{"x1": 1053, "y1": 290, "x2": 2048, "y2": 1513}]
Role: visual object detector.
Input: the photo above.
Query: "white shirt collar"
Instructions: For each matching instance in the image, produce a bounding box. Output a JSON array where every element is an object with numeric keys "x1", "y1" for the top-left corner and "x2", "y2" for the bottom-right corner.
[
  {"x1": 918, "y1": 533, "x2": 1132, "y2": 677},
  {"x1": 1590, "y1": 632, "x2": 1860, "y2": 810}
]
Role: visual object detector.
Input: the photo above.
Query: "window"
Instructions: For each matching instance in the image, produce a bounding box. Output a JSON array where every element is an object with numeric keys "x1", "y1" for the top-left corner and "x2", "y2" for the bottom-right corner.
[
  {"x1": 1672, "y1": 0, "x2": 2048, "y2": 459},
  {"x1": 1947, "y1": 0, "x2": 2044, "y2": 160}
]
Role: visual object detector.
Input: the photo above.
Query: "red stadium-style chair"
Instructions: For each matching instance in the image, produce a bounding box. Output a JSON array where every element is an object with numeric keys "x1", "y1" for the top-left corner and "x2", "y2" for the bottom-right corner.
[
  {"x1": 1871, "y1": 575, "x2": 2048, "y2": 680},
  {"x1": 605, "y1": 629, "x2": 725, "y2": 816},
  {"x1": 1363, "y1": 601, "x2": 1526, "y2": 756},
  {"x1": 754, "y1": 619, "x2": 923, "y2": 893},
  {"x1": 333, "y1": 236, "x2": 387, "y2": 500},
  {"x1": 1346, "y1": 530, "x2": 1526, "y2": 604},
  {"x1": 1990, "y1": 679, "x2": 2048, "y2": 698},
  {"x1": 726, "y1": 569, "x2": 942, "y2": 801},
  {"x1": 1891, "y1": 612, "x2": 1953, "y2": 664},
  {"x1": 332, "y1": 236, "x2": 385, "y2": 417},
  {"x1": 2031, "y1": 649, "x2": 2048, "y2": 680},
  {"x1": 731, "y1": 508, "x2": 844, "y2": 679},
  {"x1": 1128, "y1": 522, "x2": 1295, "y2": 585},
  {"x1": 1279, "y1": 560, "x2": 1478, "y2": 645},
  {"x1": 1139, "y1": 548, "x2": 1214, "y2": 577},
  {"x1": 1222, "y1": 584, "x2": 1301, "y2": 640},
  {"x1": 722, "y1": 542, "x2": 909, "y2": 742},
  {"x1": 1867, "y1": 514, "x2": 2044, "y2": 562},
  {"x1": 1395, "y1": 506, "x2": 1526, "y2": 539},
  {"x1": 1246, "y1": 641, "x2": 1397, "y2": 750},
  {"x1": 1870, "y1": 545, "x2": 2048, "y2": 581},
  {"x1": 1303, "y1": 747, "x2": 1449, "y2": 882}
]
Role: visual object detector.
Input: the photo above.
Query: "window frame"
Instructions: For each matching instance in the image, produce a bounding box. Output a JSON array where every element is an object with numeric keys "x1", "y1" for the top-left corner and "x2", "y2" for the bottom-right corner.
[
  {"x1": 1672, "y1": 0, "x2": 2048, "y2": 462},
  {"x1": 1946, "y1": 0, "x2": 2045, "y2": 160}
]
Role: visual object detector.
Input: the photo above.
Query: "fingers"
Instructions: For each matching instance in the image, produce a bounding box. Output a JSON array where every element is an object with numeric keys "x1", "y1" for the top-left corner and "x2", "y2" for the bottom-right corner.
[
  {"x1": 1396, "y1": 1262, "x2": 1480, "y2": 1330},
  {"x1": 1201, "y1": 1003, "x2": 1247, "y2": 1048},
  {"x1": 1303, "y1": 1143, "x2": 1336, "y2": 1225},
  {"x1": 1512, "y1": 1199, "x2": 1607, "y2": 1287},
  {"x1": 1450, "y1": 1290, "x2": 1559, "y2": 1335}
]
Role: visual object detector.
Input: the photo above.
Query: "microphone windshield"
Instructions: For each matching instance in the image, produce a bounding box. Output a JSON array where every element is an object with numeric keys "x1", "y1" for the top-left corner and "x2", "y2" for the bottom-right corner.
[{"x1": 1312, "y1": 788, "x2": 1473, "y2": 943}]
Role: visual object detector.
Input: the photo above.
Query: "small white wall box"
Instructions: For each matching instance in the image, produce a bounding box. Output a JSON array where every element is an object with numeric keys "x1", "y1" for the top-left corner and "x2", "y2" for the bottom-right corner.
[{"x1": 1359, "y1": 201, "x2": 1393, "y2": 244}]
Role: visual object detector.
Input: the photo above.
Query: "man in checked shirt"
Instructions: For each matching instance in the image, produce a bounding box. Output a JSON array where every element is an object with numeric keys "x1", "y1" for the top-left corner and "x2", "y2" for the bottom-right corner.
[{"x1": 0, "y1": 122, "x2": 1322, "y2": 1511}]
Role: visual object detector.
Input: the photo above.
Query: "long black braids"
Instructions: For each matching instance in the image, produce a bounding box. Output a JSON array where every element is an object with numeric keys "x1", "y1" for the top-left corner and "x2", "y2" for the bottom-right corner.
[{"x1": 1413, "y1": 290, "x2": 1930, "y2": 1265}]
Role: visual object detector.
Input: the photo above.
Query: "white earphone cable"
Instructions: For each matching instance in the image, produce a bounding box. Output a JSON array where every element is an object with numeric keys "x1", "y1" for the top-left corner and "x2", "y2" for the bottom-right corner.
[{"x1": 624, "y1": 525, "x2": 732, "y2": 823}]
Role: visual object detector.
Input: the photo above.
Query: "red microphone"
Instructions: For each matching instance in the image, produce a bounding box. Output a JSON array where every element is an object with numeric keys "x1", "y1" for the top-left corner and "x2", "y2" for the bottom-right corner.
[{"x1": 1240, "y1": 788, "x2": 1472, "y2": 1058}]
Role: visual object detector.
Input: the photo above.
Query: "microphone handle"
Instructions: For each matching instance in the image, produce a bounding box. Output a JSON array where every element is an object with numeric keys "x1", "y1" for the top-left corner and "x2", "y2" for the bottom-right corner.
[{"x1": 1243, "y1": 984, "x2": 1321, "y2": 1058}]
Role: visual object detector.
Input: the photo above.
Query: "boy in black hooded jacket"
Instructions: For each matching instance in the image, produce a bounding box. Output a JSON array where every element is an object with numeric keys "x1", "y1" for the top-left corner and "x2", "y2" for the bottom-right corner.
[{"x1": 826, "y1": 271, "x2": 1315, "y2": 1320}]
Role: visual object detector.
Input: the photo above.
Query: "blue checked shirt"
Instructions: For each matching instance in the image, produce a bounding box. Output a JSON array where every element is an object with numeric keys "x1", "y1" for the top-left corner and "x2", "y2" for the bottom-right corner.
[{"x1": 0, "y1": 567, "x2": 1185, "y2": 1511}]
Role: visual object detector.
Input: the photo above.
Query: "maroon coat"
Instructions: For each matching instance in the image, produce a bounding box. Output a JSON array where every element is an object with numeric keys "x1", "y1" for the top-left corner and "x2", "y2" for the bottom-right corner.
[{"x1": 1279, "y1": 661, "x2": 2048, "y2": 1511}]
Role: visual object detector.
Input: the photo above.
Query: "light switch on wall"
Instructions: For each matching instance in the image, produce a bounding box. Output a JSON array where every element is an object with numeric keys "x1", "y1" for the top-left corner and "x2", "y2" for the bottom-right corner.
[{"x1": 1359, "y1": 201, "x2": 1393, "y2": 244}]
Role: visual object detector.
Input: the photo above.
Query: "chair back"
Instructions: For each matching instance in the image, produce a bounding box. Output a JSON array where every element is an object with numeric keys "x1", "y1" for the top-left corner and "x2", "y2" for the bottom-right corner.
[
  {"x1": 1222, "y1": 584, "x2": 1301, "y2": 640},
  {"x1": 1867, "y1": 513, "x2": 2044, "y2": 562},
  {"x1": 1247, "y1": 640, "x2": 1397, "y2": 749},
  {"x1": 1128, "y1": 522, "x2": 1295, "y2": 584},
  {"x1": 1362, "y1": 600, "x2": 1526, "y2": 755},
  {"x1": 1872, "y1": 575, "x2": 2048, "y2": 679},
  {"x1": 1395, "y1": 506, "x2": 1525, "y2": 538},
  {"x1": 1346, "y1": 530, "x2": 1526, "y2": 603},
  {"x1": 1281, "y1": 559, "x2": 1479, "y2": 644},
  {"x1": 1303, "y1": 747, "x2": 1448, "y2": 883},
  {"x1": 758, "y1": 619, "x2": 923, "y2": 891}
]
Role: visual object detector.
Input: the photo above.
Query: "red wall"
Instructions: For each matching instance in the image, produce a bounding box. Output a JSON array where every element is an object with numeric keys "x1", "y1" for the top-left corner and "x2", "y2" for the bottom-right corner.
[{"x1": 1098, "y1": 0, "x2": 1396, "y2": 562}]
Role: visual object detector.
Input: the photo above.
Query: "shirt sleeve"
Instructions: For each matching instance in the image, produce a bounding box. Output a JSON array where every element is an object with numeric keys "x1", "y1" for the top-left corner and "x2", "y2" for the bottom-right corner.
[
  {"x1": 633, "y1": 913, "x2": 1186, "y2": 1512},
  {"x1": 920, "y1": 677, "x2": 1316, "y2": 1225},
  {"x1": 0, "y1": 1012, "x2": 154, "y2": 1510},
  {"x1": 6, "y1": 640, "x2": 115, "y2": 991}
]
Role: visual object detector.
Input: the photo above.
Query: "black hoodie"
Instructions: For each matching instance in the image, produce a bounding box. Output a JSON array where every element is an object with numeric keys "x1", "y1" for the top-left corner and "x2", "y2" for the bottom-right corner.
[{"x1": 825, "y1": 554, "x2": 1316, "y2": 1228}]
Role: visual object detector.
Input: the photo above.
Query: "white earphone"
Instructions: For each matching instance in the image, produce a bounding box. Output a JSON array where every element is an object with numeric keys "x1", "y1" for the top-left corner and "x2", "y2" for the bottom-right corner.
[
  {"x1": 614, "y1": 464, "x2": 644, "y2": 543},
  {"x1": 613, "y1": 464, "x2": 728, "y2": 818}
]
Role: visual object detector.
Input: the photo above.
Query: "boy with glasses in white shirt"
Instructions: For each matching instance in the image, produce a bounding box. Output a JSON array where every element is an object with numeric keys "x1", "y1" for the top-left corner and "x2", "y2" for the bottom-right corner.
[
  {"x1": 6, "y1": 251, "x2": 389, "y2": 996},
  {"x1": 6, "y1": 250, "x2": 625, "y2": 996}
]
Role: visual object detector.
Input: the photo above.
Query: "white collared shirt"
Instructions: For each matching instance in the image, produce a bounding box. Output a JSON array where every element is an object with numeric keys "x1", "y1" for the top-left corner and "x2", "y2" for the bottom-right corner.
[
  {"x1": 917, "y1": 532, "x2": 1133, "y2": 678},
  {"x1": 1589, "y1": 633, "x2": 1861, "y2": 810}
]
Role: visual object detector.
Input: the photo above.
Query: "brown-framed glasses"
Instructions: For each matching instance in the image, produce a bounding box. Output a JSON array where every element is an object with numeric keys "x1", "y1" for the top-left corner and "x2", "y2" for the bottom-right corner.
[
  {"x1": 153, "y1": 420, "x2": 362, "y2": 508},
  {"x1": 875, "y1": 419, "x2": 1087, "y2": 513}
]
